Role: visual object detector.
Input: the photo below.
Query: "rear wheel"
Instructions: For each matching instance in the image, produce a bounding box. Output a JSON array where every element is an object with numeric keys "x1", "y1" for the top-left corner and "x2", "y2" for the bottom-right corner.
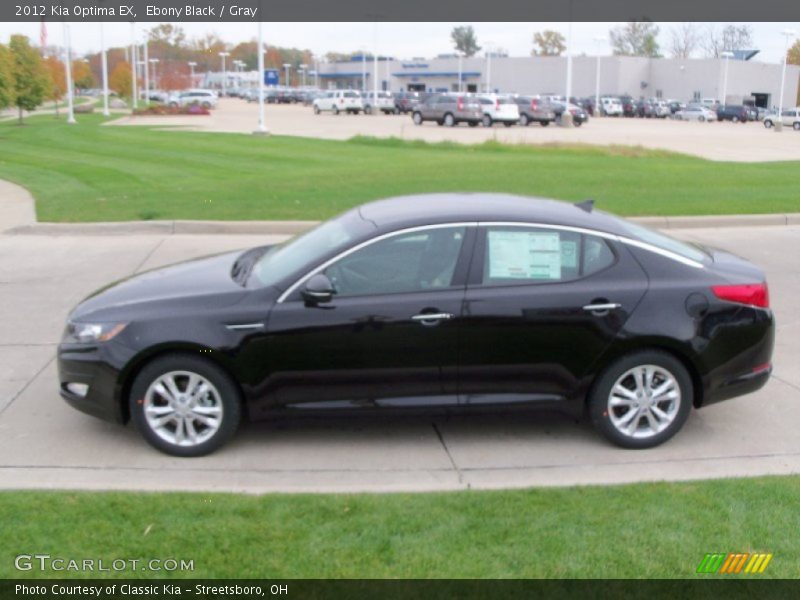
[
  {"x1": 589, "y1": 350, "x2": 692, "y2": 449},
  {"x1": 764, "y1": 119, "x2": 773, "y2": 128},
  {"x1": 540, "y1": 121, "x2": 550, "y2": 127},
  {"x1": 332, "y1": 105, "x2": 339, "y2": 115},
  {"x1": 365, "y1": 105, "x2": 372, "y2": 115},
  {"x1": 698, "y1": 116, "x2": 705, "y2": 122},
  {"x1": 444, "y1": 113, "x2": 455, "y2": 127},
  {"x1": 313, "y1": 105, "x2": 320, "y2": 115},
  {"x1": 482, "y1": 114, "x2": 492, "y2": 127},
  {"x1": 130, "y1": 354, "x2": 242, "y2": 457},
  {"x1": 794, "y1": 122, "x2": 800, "y2": 131},
  {"x1": 519, "y1": 113, "x2": 530, "y2": 126},
  {"x1": 412, "y1": 111, "x2": 423, "y2": 125}
]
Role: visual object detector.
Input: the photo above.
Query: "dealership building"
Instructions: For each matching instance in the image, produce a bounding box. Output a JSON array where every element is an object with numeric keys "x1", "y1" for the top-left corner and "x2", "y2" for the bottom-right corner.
[{"x1": 316, "y1": 54, "x2": 800, "y2": 108}]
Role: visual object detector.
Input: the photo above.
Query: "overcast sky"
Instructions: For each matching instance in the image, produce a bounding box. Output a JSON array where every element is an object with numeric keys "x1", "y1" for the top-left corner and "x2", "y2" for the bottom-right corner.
[{"x1": 1, "y1": 22, "x2": 798, "y2": 64}]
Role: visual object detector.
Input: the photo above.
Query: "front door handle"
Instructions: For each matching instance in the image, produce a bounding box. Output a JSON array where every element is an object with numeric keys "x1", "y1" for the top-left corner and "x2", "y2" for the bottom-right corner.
[
  {"x1": 411, "y1": 312, "x2": 454, "y2": 325},
  {"x1": 582, "y1": 303, "x2": 621, "y2": 313}
]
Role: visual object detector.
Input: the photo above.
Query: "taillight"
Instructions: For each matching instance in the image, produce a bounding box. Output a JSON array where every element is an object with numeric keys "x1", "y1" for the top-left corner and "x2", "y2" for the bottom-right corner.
[
  {"x1": 457, "y1": 97, "x2": 464, "y2": 111},
  {"x1": 495, "y1": 99, "x2": 500, "y2": 110},
  {"x1": 531, "y1": 99, "x2": 538, "y2": 109},
  {"x1": 712, "y1": 283, "x2": 769, "y2": 308}
]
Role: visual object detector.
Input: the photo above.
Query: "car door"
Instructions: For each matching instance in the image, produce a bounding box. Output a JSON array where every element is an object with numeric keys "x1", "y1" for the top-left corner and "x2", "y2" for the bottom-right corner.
[
  {"x1": 259, "y1": 225, "x2": 476, "y2": 410},
  {"x1": 458, "y1": 224, "x2": 648, "y2": 405}
]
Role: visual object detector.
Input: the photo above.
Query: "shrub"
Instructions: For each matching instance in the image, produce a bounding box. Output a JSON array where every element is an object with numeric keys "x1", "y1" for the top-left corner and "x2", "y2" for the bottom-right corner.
[{"x1": 132, "y1": 104, "x2": 210, "y2": 116}]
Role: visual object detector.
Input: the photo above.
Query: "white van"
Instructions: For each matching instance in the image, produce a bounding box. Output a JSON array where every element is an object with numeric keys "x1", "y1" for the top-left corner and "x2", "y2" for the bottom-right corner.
[
  {"x1": 600, "y1": 97, "x2": 623, "y2": 116},
  {"x1": 363, "y1": 91, "x2": 395, "y2": 114},
  {"x1": 312, "y1": 90, "x2": 364, "y2": 114}
]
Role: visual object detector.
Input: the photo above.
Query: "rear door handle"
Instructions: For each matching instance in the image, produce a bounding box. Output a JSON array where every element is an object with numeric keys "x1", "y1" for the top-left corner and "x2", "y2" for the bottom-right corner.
[
  {"x1": 411, "y1": 312, "x2": 454, "y2": 325},
  {"x1": 582, "y1": 303, "x2": 621, "y2": 312}
]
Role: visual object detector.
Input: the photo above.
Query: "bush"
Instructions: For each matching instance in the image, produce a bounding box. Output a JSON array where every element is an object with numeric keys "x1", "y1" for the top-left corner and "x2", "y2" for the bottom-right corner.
[{"x1": 132, "y1": 104, "x2": 210, "y2": 116}]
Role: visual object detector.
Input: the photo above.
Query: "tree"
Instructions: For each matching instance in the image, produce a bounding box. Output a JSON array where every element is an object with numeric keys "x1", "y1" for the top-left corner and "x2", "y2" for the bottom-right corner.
[
  {"x1": 451, "y1": 26, "x2": 481, "y2": 57},
  {"x1": 609, "y1": 22, "x2": 661, "y2": 57},
  {"x1": 9, "y1": 35, "x2": 49, "y2": 123},
  {"x1": 0, "y1": 43, "x2": 13, "y2": 110},
  {"x1": 71, "y1": 60, "x2": 95, "y2": 90},
  {"x1": 789, "y1": 40, "x2": 800, "y2": 66},
  {"x1": 702, "y1": 25, "x2": 753, "y2": 58},
  {"x1": 43, "y1": 56, "x2": 66, "y2": 115},
  {"x1": 532, "y1": 30, "x2": 566, "y2": 56},
  {"x1": 668, "y1": 23, "x2": 700, "y2": 59},
  {"x1": 109, "y1": 60, "x2": 132, "y2": 99}
]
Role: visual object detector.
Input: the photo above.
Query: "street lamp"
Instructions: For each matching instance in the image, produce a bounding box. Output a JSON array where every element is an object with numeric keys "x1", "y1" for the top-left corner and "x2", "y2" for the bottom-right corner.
[
  {"x1": 299, "y1": 63, "x2": 308, "y2": 87},
  {"x1": 100, "y1": 22, "x2": 110, "y2": 116},
  {"x1": 188, "y1": 61, "x2": 197, "y2": 87},
  {"x1": 283, "y1": 63, "x2": 292, "y2": 87},
  {"x1": 457, "y1": 51, "x2": 463, "y2": 93},
  {"x1": 63, "y1": 23, "x2": 76, "y2": 124},
  {"x1": 777, "y1": 29, "x2": 797, "y2": 132},
  {"x1": 593, "y1": 36, "x2": 605, "y2": 117},
  {"x1": 130, "y1": 23, "x2": 137, "y2": 109},
  {"x1": 219, "y1": 51, "x2": 230, "y2": 96},
  {"x1": 562, "y1": 23, "x2": 574, "y2": 128},
  {"x1": 254, "y1": 20, "x2": 269, "y2": 136},
  {"x1": 149, "y1": 58, "x2": 160, "y2": 93},
  {"x1": 484, "y1": 41, "x2": 494, "y2": 93},
  {"x1": 720, "y1": 51, "x2": 733, "y2": 107},
  {"x1": 142, "y1": 37, "x2": 149, "y2": 102}
]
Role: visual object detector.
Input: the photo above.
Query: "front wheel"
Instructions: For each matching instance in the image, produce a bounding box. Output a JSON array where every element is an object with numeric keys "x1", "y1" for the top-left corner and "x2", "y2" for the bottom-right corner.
[
  {"x1": 412, "y1": 111, "x2": 423, "y2": 125},
  {"x1": 130, "y1": 354, "x2": 242, "y2": 457},
  {"x1": 519, "y1": 113, "x2": 530, "y2": 126},
  {"x1": 365, "y1": 105, "x2": 372, "y2": 115},
  {"x1": 482, "y1": 114, "x2": 492, "y2": 127},
  {"x1": 332, "y1": 105, "x2": 339, "y2": 115},
  {"x1": 794, "y1": 122, "x2": 800, "y2": 131},
  {"x1": 698, "y1": 116, "x2": 705, "y2": 122},
  {"x1": 444, "y1": 113, "x2": 455, "y2": 127},
  {"x1": 588, "y1": 351, "x2": 692, "y2": 449},
  {"x1": 763, "y1": 119, "x2": 773, "y2": 128},
  {"x1": 313, "y1": 105, "x2": 320, "y2": 115}
]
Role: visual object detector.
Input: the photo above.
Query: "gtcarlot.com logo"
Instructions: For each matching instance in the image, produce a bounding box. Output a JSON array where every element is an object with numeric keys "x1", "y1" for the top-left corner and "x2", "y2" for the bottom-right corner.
[
  {"x1": 14, "y1": 554, "x2": 194, "y2": 573},
  {"x1": 696, "y1": 552, "x2": 773, "y2": 574}
]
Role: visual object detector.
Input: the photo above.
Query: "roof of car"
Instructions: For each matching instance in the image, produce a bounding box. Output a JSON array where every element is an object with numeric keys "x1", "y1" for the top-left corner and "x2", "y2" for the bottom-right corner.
[{"x1": 357, "y1": 193, "x2": 631, "y2": 236}]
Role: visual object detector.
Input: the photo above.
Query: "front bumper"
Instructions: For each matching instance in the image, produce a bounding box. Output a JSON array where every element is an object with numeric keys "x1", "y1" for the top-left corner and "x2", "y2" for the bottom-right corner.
[{"x1": 57, "y1": 344, "x2": 126, "y2": 424}]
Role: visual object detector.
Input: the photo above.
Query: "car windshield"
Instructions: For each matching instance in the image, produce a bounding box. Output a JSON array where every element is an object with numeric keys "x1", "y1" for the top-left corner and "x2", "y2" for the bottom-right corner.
[
  {"x1": 253, "y1": 213, "x2": 369, "y2": 288},
  {"x1": 610, "y1": 218, "x2": 708, "y2": 263}
]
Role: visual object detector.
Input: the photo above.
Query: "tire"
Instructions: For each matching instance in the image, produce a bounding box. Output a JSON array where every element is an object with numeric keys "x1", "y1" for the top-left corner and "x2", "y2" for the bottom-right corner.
[
  {"x1": 503, "y1": 121, "x2": 514, "y2": 127},
  {"x1": 588, "y1": 350, "x2": 692, "y2": 449},
  {"x1": 412, "y1": 111, "x2": 423, "y2": 125},
  {"x1": 698, "y1": 116, "x2": 705, "y2": 122},
  {"x1": 313, "y1": 105, "x2": 320, "y2": 115},
  {"x1": 540, "y1": 121, "x2": 550, "y2": 127},
  {"x1": 482, "y1": 114, "x2": 492, "y2": 127},
  {"x1": 764, "y1": 119, "x2": 773, "y2": 129},
  {"x1": 129, "y1": 354, "x2": 242, "y2": 457},
  {"x1": 332, "y1": 105, "x2": 339, "y2": 115},
  {"x1": 365, "y1": 105, "x2": 372, "y2": 115},
  {"x1": 573, "y1": 120, "x2": 582, "y2": 128},
  {"x1": 202, "y1": 102, "x2": 211, "y2": 109},
  {"x1": 519, "y1": 113, "x2": 530, "y2": 126},
  {"x1": 794, "y1": 122, "x2": 800, "y2": 131},
  {"x1": 732, "y1": 116, "x2": 739, "y2": 123},
  {"x1": 444, "y1": 113, "x2": 455, "y2": 127}
]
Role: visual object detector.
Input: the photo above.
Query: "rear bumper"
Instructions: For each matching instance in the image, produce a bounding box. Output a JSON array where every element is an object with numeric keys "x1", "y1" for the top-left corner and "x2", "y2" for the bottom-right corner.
[{"x1": 702, "y1": 365, "x2": 772, "y2": 407}]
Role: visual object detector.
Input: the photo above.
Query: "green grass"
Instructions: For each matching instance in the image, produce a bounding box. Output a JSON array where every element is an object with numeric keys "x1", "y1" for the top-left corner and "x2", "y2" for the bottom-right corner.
[
  {"x1": 1, "y1": 476, "x2": 798, "y2": 579},
  {"x1": 0, "y1": 114, "x2": 798, "y2": 222}
]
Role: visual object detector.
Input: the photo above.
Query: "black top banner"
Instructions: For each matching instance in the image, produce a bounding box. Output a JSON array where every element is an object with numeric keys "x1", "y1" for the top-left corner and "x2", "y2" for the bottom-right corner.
[{"x1": 4, "y1": 0, "x2": 800, "y2": 22}]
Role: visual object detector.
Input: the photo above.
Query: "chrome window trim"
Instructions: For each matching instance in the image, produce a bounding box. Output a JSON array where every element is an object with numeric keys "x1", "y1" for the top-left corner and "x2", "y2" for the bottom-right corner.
[
  {"x1": 276, "y1": 222, "x2": 478, "y2": 304},
  {"x1": 277, "y1": 219, "x2": 703, "y2": 304}
]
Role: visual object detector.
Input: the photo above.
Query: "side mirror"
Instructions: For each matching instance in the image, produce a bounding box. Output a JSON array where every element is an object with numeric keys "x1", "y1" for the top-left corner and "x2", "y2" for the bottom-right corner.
[{"x1": 302, "y1": 273, "x2": 335, "y2": 304}]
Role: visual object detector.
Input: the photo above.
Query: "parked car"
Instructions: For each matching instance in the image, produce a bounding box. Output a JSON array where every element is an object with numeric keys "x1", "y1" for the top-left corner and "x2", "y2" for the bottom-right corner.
[
  {"x1": 552, "y1": 101, "x2": 589, "y2": 126},
  {"x1": 168, "y1": 90, "x2": 218, "y2": 109},
  {"x1": 667, "y1": 100, "x2": 685, "y2": 115},
  {"x1": 716, "y1": 105, "x2": 750, "y2": 123},
  {"x1": 674, "y1": 105, "x2": 718, "y2": 122},
  {"x1": 57, "y1": 194, "x2": 774, "y2": 456},
  {"x1": 513, "y1": 96, "x2": 556, "y2": 127},
  {"x1": 477, "y1": 94, "x2": 520, "y2": 127},
  {"x1": 312, "y1": 90, "x2": 364, "y2": 115},
  {"x1": 600, "y1": 97, "x2": 623, "y2": 117},
  {"x1": 635, "y1": 100, "x2": 657, "y2": 118},
  {"x1": 393, "y1": 91, "x2": 421, "y2": 114},
  {"x1": 763, "y1": 108, "x2": 800, "y2": 130},
  {"x1": 651, "y1": 100, "x2": 671, "y2": 118},
  {"x1": 620, "y1": 96, "x2": 637, "y2": 118},
  {"x1": 411, "y1": 94, "x2": 483, "y2": 127},
  {"x1": 363, "y1": 91, "x2": 396, "y2": 115}
]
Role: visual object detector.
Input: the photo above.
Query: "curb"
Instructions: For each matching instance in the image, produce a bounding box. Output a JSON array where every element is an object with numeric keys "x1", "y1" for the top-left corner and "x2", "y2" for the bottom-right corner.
[{"x1": 5, "y1": 213, "x2": 800, "y2": 236}]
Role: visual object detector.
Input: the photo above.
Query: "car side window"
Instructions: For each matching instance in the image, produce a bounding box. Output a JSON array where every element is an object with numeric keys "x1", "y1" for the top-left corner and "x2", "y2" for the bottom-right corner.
[
  {"x1": 480, "y1": 227, "x2": 615, "y2": 286},
  {"x1": 325, "y1": 227, "x2": 467, "y2": 298}
]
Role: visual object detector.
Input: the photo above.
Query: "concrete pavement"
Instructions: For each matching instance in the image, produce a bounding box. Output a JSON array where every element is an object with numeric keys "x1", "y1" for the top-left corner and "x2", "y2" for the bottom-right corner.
[{"x1": 0, "y1": 224, "x2": 798, "y2": 493}]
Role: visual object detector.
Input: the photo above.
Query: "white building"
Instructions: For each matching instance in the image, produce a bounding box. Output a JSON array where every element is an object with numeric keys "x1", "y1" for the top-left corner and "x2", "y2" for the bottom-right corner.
[{"x1": 318, "y1": 54, "x2": 800, "y2": 108}]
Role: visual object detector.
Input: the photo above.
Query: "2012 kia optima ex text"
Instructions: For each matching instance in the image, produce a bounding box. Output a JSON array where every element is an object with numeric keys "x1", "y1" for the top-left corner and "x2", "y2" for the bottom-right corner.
[{"x1": 57, "y1": 194, "x2": 774, "y2": 456}]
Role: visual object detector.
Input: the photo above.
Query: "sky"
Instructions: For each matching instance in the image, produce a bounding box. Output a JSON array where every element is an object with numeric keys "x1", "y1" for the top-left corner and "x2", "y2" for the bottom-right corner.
[{"x1": 0, "y1": 22, "x2": 798, "y2": 64}]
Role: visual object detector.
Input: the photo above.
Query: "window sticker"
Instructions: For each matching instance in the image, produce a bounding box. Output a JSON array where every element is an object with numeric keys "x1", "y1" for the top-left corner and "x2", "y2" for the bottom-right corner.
[
  {"x1": 560, "y1": 240, "x2": 578, "y2": 269},
  {"x1": 488, "y1": 230, "x2": 562, "y2": 280}
]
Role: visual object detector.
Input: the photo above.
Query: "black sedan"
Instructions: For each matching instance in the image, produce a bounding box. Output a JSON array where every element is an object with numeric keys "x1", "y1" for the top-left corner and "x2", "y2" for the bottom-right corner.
[{"x1": 58, "y1": 195, "x2": 774, "y2": 456}]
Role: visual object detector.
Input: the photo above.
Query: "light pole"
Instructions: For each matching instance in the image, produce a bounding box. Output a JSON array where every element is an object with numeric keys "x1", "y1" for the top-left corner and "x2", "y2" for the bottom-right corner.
[
  {"x1": 372, "y1": 23, "x2": 378, "y2": 103},
  {"x1": 149, "y1": 58, "x2": 159, "y2": 93},
  {"x1": 283, "y1": 63, "x2": 291, "y2": 87},
  {"x1": 593, "y1": 36, "x2": 605, "y2": 117},
  {"x1": 254, "y1": 19, "x2": 269, "y2": 135},
  {"x1": 130, "y1": 23, "x2": 138, "y2": 109},
  {"x1": 360, "y1": 50, "x2": 366, "y2": 92},
  {"x1": 720, "y1": 51, "x2": 733, "y2": 107},
  {"x1": 457, "y1": 51, "x2": 463, "y2": 93},
  {"x1": 219, "y1": 51, "x2": 230, "y2": 96},
  {"x1": 188, "y1": 62, "x2": 197, "y2": 87},
  {"x1": 485, "y1": 42, "x2": 494, "y2": 93},
  {"x1": 63, "y1": 23, "x2": 76, "y2": 124},
  {"x1": 142, "y1": 39, "x2": 149, "y2": 101},
  {"x1": 777, "y1": 29, "x2": 797, "y2": 132},
  {"x1": 562, "y1": 23, "x2": 574, "y2": 127},
  {"x1": 300, "y1": 63, "x2": 308, "y2": 87},
  {"x1": 100, "y1": 22, "x2": 110, "y2": 116}
]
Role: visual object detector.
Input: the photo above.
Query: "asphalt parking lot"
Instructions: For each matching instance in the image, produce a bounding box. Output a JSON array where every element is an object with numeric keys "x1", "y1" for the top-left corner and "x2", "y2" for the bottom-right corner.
[
  {"x1": 111, "y1": 99, "x2": 800, "y2": 162},
  {"x1": 1, "y1": 219, "x2": 798, "y2": 493}
]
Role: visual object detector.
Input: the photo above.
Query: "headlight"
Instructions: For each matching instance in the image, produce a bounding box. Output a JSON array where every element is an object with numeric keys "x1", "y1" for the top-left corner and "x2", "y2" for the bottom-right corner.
[{"x1": 67, "y1": 321, "x2": 128, "y2": 344}]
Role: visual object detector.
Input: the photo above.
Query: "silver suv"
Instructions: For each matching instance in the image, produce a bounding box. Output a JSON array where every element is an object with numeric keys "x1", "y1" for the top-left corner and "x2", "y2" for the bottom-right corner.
[{"x1": 411, "y1": 94, "x2": 483, "y2": 127}]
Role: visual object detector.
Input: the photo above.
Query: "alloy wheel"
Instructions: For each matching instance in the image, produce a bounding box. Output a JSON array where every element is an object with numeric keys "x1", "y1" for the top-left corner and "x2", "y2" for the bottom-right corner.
[{"x1": 607, "y1": 365, "x2": 681, "y2": 440}]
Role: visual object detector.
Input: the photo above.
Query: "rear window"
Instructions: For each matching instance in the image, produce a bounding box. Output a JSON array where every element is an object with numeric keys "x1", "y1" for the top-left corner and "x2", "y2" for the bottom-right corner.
[
  {"x1": 497, "y1": 98, "x2": 514, "y2": 105},
  {"x1": 343, "y1": 92, "x2": 358, "y2": 98},
  {"x1": 611, "y1": 219, "x2": 708, "y2": 263}
]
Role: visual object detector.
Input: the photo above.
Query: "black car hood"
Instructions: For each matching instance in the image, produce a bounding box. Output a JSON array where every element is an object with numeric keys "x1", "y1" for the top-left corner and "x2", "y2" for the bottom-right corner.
[{"x1": 70, "y1": 251, "x2": 249, "y2": 322}]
